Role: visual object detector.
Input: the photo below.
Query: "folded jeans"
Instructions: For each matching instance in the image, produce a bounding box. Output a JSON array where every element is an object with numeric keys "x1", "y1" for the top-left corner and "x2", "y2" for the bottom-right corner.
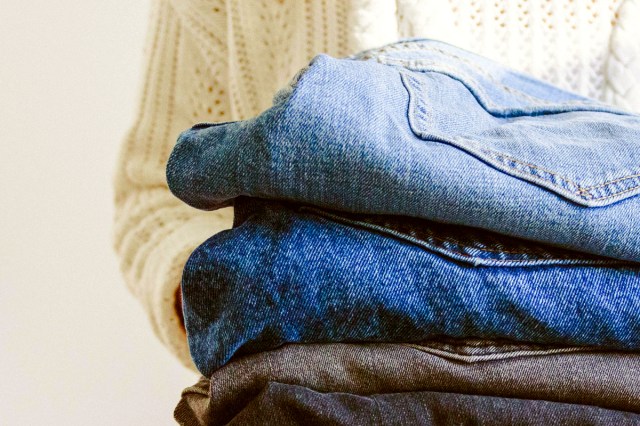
[
  {"x1": 174, "y1": 341, "x2": 640, "y2": 425},
  {"x1": 168, "y1": 38, "x2": 640, "y2": 423},
  {"x1": 181, "y1": 197, "x2": 640, "y2": 376},
  {"x1": 167, "y1": 38, "x2": 640, "y2": 262}
]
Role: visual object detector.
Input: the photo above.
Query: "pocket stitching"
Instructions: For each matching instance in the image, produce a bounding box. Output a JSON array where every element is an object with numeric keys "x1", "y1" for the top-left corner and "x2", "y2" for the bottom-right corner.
[
  {"x1": 482, "y1": 147, "x2": 640, "y2": 201},
  {"x1": 379, "y1": 49, "x2": 593, "y2": 109},
  {"x1": 300, "y1": 206, "x2": 628, "y2": 268},
  {"x1": 377, "y1": 40, "x2": 629, "y2": 112},
  {"x1": 400, "y1": 70, "x2": 640, "y2": 206}
]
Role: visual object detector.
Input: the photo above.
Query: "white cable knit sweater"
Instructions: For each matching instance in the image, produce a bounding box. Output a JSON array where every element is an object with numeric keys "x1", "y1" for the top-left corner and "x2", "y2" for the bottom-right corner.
[{"x1": 112, "y1": 0, "x2": 640, "y2": 373}]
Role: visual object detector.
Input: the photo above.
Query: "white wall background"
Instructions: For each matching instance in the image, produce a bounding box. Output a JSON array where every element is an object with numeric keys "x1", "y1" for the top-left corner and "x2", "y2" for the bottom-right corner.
[{"x1": 0, "y1": 1, "x2": 199, "y2": 424}]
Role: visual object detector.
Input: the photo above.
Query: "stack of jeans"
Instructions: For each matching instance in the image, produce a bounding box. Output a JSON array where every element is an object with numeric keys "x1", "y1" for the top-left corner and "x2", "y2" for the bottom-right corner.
[{"x1": 167, "y1": 39, "x2": 640, "y2": 425}]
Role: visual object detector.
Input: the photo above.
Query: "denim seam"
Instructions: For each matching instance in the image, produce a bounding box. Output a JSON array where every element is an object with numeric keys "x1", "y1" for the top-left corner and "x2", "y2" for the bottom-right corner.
[
  {"x1": 480, "y1": 147, "x2": 640, "y2": 201},
  {"x1": 400, "y1": 70, "x2": 640, "y2": 205},
  {"x1": 475, "y1": 148, "x2": 579, "y2": 191},
  {"x1": 377, "y1": 40, "x2": 631, "y2": 114},
  {"x1": 377, "y1": 45, "x2": 593, "y2": 108},
  {"x1": 401, "y1": 71, "x2": 586, "y2": 202},
  {"x1": 400, "y1": 343, "x2": 594, "y2": 363},
  {"x1": 392, "y1": 59, "x2": 529, "y2": 113},
  {"x1": 300, "y1": 206, "x2": 624, "y2": 267},
  {"x1": 350, "y1": 215, "x2": 575, "y2": 257},
  {"x1": 383, "y1": 56, "x2": 553, "y2": 108},
  {"x1": 384, "y1": 44, "x2": 630, "y2": 118},
  {"x1": 581, "y1": 172, "x2": 640, "y2": 190}
]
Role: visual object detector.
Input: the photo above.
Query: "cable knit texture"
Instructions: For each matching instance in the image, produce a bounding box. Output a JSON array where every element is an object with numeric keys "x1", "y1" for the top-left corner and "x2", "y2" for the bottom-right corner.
[{"x1": 112, "y1": 0, "x2": 640, "y2": 372}]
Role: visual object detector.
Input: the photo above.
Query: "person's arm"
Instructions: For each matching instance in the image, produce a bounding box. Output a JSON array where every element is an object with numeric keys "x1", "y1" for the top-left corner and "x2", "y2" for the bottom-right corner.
[{"x1": 112, "y1": 0, "x2": 233, "y2": 372}]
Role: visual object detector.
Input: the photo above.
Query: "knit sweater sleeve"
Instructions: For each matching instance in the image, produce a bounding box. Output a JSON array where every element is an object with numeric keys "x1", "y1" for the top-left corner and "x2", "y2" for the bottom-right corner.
[{"x1": 111, "y1": 0, "x2": 233, "y2": 372}]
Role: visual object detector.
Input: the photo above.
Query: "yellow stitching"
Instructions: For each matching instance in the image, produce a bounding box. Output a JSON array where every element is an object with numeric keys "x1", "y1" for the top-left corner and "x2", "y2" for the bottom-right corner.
[
  {"x1": 479, "y1": 148, "x2": 580, "y2": 189},
  {"x1": 483, "y1": 148, "x2": 640, "y2": 200},
  {"x1": 394, "y1": 45, "x2": 640, "y2": 201},
  {"x1": 592, "y1": 183, "x2": 640, "y2": 199},
  {"x1": 581, "y1": 172, "x2": 640, "y2": 191}
]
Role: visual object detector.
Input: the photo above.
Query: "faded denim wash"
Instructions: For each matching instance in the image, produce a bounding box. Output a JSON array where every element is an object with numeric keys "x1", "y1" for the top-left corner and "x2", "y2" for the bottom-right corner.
[
  {"x1": 181, "y1": 197, "x2": 640, "y2": 377},
  {"x1": 167, "y1": 38, "x2": 640, "y2": 262}
]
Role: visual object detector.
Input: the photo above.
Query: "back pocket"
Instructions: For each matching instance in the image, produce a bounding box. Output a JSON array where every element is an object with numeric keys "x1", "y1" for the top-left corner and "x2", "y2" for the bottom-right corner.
[{"x1": 376, "y1": 40, "x2": 640, "y2": 207}]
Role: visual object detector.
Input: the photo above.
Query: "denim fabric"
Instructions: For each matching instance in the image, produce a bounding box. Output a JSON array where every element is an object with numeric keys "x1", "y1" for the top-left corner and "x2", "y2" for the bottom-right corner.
[
  {"x1": 224, "y1": 383, "x2": 640, "y2": 426},
  {"x1": 174, "y1": 342, "x2": 640, "y2": 425},
  {"x1": 166, "y1": 38, "x2": 640, "y2": 262},
  {"x1": 181, "y1": 197, "x2": 640, "y2": 377}
]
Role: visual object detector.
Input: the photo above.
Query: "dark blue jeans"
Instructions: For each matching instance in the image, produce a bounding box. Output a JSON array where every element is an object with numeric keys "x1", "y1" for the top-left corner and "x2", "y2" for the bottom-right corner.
[{"x1": 181, "y1": 197, "x2": 640, "y2": 377}]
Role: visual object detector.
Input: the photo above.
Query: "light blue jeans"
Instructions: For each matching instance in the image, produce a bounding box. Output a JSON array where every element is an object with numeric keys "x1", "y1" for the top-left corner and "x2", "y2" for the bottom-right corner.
[{"x1": 167, "y1": 39, "x2": 640, "y2": 262}]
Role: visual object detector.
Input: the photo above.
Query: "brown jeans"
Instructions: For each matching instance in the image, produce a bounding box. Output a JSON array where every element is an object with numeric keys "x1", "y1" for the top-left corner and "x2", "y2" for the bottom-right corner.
[
  {"x1": 225, "y1": 382, "x2": 640, "y2": 426},
  {"x1": 174, "y1": 340, "x2": 640, "y2": 425}
]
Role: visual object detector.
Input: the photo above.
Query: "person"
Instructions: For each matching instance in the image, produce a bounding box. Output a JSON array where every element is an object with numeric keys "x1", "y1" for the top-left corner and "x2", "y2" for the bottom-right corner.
[{"x1": 112, "y1": 0, "x2": 640, "y2": 373}]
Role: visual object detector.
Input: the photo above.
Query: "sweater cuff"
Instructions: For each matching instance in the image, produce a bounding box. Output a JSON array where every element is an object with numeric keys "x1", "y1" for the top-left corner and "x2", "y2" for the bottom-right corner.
[{"x1": 139, "y1": 208, "x2": 233, "y2": 373}]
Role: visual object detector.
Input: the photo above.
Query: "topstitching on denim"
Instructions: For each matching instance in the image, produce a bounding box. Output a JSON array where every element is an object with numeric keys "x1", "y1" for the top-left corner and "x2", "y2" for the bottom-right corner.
[
  {"x1": 400, "y1": 337, "x2": 602, "y2": 363},
  {"x1": 395, "y1": 59, "x2": 640, "y2": 206},
  {"x1": 299, "y1": 205, "x2": 633, "y2": 267}
]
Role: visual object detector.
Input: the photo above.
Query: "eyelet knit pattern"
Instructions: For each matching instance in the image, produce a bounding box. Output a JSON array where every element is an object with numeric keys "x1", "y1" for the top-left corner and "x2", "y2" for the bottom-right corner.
[{"x1": 112, "y1": 0, "x2": 640, "y2": 372}]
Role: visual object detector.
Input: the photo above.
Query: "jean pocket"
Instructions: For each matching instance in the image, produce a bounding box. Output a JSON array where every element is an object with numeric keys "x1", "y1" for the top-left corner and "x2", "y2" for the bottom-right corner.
[{"x1": 375, "y1": 40, "x2": 640, "y2": 207}]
